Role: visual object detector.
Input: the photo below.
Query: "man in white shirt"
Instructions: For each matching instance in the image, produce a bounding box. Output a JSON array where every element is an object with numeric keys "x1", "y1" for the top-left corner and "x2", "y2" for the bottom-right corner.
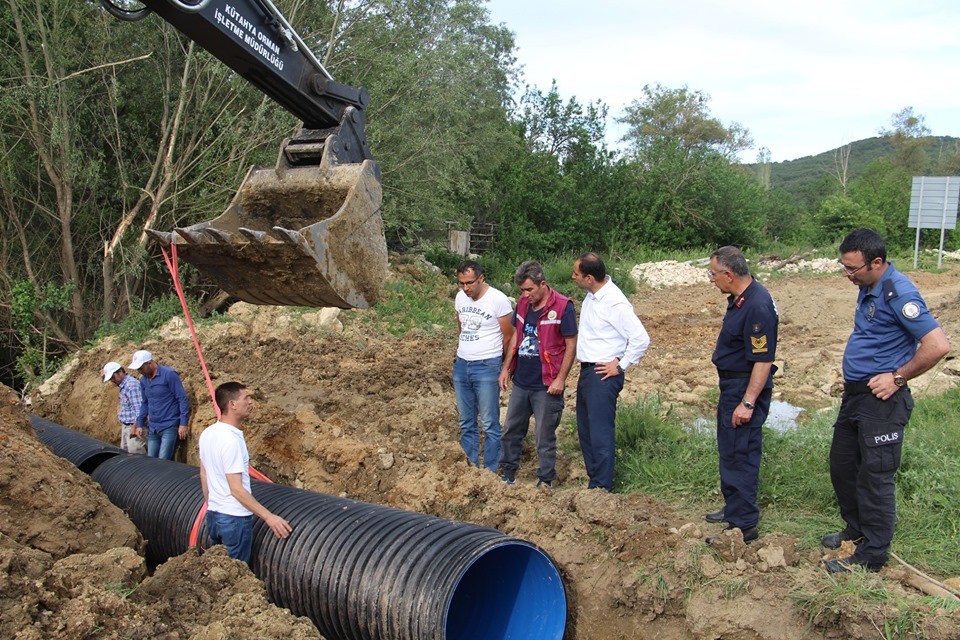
[
  {"x1": 572, "y1": 252, "x2": 650, "y2": 491},
  {"x1": 198, "y1": 382, "x2": 291, "y2": 563},
  {"x1": 454, "y1": 260, "x2": 515, "y2": 472}
]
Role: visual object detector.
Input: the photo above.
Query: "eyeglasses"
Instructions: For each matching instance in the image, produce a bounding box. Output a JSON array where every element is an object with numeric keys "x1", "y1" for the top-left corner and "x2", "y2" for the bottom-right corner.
[
  {"x1": 837, "y1": 260, "x2": 867, "y2": 277},
  {"x1": 707, "y1": 270, "x2": 730, "y2": 280},
  {"x1": 457, "y1": 277, "x2": 479, "y2": 288}
]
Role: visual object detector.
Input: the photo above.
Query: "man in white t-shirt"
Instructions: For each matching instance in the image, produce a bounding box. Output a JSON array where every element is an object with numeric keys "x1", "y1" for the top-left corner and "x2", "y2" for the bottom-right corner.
[
  {"x1": 454, "y1": 260, "x2": 514, "y2": 472},
  {"x1": 198, "y1": 382, "x2": 291, "y2": 563}
]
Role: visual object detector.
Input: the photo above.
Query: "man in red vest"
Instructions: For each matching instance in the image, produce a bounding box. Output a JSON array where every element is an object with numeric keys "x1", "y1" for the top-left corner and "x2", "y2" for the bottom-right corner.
[{"x1": 498, "y1": 261, "x2": 578, "y2": 489}]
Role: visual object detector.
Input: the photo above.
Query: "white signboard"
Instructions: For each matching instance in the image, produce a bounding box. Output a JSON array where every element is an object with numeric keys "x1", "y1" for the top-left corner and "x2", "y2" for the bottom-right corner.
[{"x1": 908, "y1": 176, "x2": 959, "y2": 268}]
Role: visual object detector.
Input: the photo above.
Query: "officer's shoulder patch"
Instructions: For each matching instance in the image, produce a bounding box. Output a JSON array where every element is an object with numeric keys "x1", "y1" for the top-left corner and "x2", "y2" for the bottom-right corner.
[
  {"x1": 750, "y1": 335, "x2": 768, "y2": 353},
  {"x1": 902, "y1": 302, "x2": 921, "y2": 319}
]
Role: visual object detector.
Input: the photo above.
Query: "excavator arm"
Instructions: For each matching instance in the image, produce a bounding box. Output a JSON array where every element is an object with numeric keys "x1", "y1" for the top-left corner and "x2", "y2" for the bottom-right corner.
[{"x1": 109, "y1": 0, "x2": 387, "y2": 308}]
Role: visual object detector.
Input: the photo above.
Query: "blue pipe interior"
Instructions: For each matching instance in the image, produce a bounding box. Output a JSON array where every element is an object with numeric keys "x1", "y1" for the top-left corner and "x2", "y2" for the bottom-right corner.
[{"x1": 445, "y1": 543, "x2": 566, "y2": 640}]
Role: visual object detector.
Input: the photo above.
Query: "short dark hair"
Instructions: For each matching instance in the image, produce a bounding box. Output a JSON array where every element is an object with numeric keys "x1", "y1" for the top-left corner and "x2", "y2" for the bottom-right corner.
[
  {"x1": 514, "y1": 260, "x2": 546, "y2": 286},
  {"x1": 576, "y1": 252, "x2": 606, "y2": 281},
  {"x1": 456, "y1": 260, "x2": 484, "y2": 277},
  {"x1": 215, "y1": 382, "x2": 247, "y2": 414},
  {"x1": 839, "y1": 228, "x2": 887, "y2": 263},
  {"x1": 711, "y1": 246, "x2": 750, "y2": 277}
]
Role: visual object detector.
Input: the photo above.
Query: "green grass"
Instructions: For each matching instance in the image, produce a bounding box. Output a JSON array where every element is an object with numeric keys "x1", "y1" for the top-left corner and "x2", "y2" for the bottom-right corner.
[
  {"x1": 615, "y1": 385, "x2": 960, "y2": 576},
  {"x1": 90, "y1": 293, "x2": 229, "y2": 345},
  {"x1": 792, "y1": 569, "x2": 960, "y2": 639},
  {"x1": 349, "y1": 263, "x2": 456, "y2": 336}
]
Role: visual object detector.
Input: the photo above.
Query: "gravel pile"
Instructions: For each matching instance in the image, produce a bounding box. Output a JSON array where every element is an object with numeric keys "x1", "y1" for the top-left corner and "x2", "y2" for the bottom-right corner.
[
  {"x1": 770, "y1": 258, "x2": 838, "y2": 274},
  {"x1": 628, "y1": 249, "x2": 960, "y2": 289},
  {"x1": 630, "y1": 260, "x2": 710, "y2": 288},
  {"x1": 630, "y1": 256, "x2": 846, "y2": 288}
]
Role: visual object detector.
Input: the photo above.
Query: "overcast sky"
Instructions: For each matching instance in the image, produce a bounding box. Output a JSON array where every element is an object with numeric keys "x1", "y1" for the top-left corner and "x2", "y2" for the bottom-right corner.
[{"x1": 484, "y1": 0, "x2": 959, "y2": 162}]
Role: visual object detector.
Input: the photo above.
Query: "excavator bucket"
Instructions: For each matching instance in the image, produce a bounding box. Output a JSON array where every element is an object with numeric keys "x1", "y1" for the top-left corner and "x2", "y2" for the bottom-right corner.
[{"x1": 149, "y1": 134, "x2": 387, "y2": 308}]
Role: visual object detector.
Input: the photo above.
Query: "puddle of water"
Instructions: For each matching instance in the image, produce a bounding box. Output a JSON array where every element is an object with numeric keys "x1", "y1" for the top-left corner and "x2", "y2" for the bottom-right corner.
[
  {"x1": 687, "y1": 400, "x2": 804, "y2": 434},
  {"x1": 765, "y1": 399, "x2": 804, "y2": 433}
]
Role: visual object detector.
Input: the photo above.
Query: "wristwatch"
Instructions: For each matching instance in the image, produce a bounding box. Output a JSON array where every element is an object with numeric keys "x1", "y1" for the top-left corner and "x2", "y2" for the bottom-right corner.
[
  {"x1": 741, "y1": 400, "x2": 755, "y2": 410},
  {"x1": 616, "y1": 364, "x2": 624, "y2": 374},
  {"x1": 893, "y1": 371, "x2": 907, "y2": 388}
]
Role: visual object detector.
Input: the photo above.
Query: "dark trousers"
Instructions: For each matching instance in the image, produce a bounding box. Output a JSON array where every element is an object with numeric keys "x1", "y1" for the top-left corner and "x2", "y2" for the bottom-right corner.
[
  {"x1": 717, "y1": 378, "x2": 770, "y2": 529},
  {"x1": 576, "y1": 367, "x2": 624, "y2": 490},
  {"x1": 829, "y1": 388, "x2": 913, "y2": 566},
  {"x1": 500, "y1": 385, "x2": 565, "y2": 483}
]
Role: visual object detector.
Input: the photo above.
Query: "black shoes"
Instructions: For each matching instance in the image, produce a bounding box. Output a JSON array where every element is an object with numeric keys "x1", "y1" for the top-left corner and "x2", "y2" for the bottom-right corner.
[
  {"x1": 823, "y1": 555, "x2": 884, "y2": 574},
  {"x1": 705, "y1": 509, "x2": 726, "y2": 524},
  {"x1": 821, "y1": 530, "x2": 864, "y2": 549},
  {"x1": 706, "y1": 525, "x2": 758, "y2": 545}
]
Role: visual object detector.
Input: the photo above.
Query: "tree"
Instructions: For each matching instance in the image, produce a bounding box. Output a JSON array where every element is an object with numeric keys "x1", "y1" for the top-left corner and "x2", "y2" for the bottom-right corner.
[
  {"x1": 618, "y1": 84, "x2": 752, "y2": 160},
  {"x1": 879, "y1": 107, "x2": 931, "y2": 173},
  {"x1": 517, "y1": 81, "x2": 607, "y2": 162},
  {"x1": 813, "y1": 194, "x2": 882, "y2": 242},
  {"x1": 933, "y1": 138, "x2": 960, "y2": 175},
  {"x1": 847, "y1": 159, "x2": 912, "y2": 249},
  {"x1": 487, "y1": 82, "x2": 618, "y2": 259},
  {"x1": 755, "y1": 147, "x2": 772, "y2": 190},
  {"x1": 621, "y1": 140, "x2": 766, "y2": 249},
  {"x1": 0, "y1": 0, "x2": 527, "y2": 384},
  {"x1": 833, "y1": 143, "x2": 852, "y2": 195},
  {"x1": 0, "y1": 0, "x2": 326, "y2": 383},
  {"x1": 321, "y1": 0, "x2": 519, "y2": 247}
]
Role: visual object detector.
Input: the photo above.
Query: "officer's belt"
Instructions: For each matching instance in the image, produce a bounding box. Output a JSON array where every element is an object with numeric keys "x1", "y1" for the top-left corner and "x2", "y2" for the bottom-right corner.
[
  {"x1": 843, "y1": 381, "x2": 872, "y2": 395},
  {"x1": 717, "y1": 369, "x2": 751, "y2": 379}
]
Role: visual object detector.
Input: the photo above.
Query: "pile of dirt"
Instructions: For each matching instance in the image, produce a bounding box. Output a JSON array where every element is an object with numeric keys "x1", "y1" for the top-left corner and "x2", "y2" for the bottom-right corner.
[
  {"x1": 20, "y1": 260, "x2": 960, "y2": 639},
  {"x1": 0, "y1": 385, "x2": 321, "y2": 639}
]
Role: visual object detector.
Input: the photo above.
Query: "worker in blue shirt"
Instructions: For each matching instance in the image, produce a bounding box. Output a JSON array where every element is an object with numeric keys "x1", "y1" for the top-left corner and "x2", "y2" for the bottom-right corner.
[
  {"x1": 129, "y1": 349, "x2": 191, "y2": 461},
  {"x1": 705, "y1": 246, "x2": 778, "y2": 545},
  {"x1": 823, "y1": 229, "x2": 950, "y2": 574}
]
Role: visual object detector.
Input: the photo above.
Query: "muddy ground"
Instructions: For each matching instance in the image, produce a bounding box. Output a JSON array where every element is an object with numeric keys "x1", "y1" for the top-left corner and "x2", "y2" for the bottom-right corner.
[{"x1": 8, "y1": 257, "x2": 960, "y2": 639}]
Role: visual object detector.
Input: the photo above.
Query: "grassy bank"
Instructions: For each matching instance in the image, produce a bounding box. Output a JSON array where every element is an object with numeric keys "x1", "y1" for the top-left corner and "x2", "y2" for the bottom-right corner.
[{"x1": 614, "y1": 387, "x2": 960, "y2": 576}]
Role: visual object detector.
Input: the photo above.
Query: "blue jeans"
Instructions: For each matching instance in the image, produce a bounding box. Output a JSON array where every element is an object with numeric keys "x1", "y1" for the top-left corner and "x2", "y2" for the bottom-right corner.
[
  {"x1": 576, "y1": 365, "x2": 624, "y2": 490},
  {"x1": 147, "y1": 427, "x2": 179, "y2": 460},
  {"x1": 453, "y1": 356, "x2": 502, "y2": 472},
  {"x1": 206, "y1": 511, "x2": 254, "y2": 564}
]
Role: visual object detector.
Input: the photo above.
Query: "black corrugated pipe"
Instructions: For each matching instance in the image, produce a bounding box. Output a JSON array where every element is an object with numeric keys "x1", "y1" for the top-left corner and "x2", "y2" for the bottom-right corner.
[
  {"x1": 35, "y1": 417, "x2": 568, "y2": 640},
  {"x1": 30, "y1": 415, "x2": 124, "y2": 473}
]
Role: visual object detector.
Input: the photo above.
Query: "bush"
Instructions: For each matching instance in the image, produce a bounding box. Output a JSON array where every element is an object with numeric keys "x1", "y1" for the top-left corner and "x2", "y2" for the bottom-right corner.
[{"x1": 92, "y1": 294, "x2": 196, "y2": 345}]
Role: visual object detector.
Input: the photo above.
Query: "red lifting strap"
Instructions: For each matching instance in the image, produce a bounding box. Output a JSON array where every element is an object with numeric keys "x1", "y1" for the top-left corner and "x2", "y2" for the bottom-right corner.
[{"x1": 159, "y1": 244, "x2": 273, "y2": 549}]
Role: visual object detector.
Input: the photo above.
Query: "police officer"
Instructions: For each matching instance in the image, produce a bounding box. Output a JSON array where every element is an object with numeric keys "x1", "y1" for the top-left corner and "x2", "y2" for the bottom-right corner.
[
  {"x1": 823, "y1": 228, "x2": 949, "y2": 573},
  {"x1": 705, "y1": 246, "x2": 778, "y2": 545}
]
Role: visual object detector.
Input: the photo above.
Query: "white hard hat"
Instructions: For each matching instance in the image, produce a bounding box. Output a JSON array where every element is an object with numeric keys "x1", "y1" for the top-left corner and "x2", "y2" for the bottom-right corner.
[
  {"x1": 128, "y1": 350, "x2": 153, "y2": 371},
  {"x1": 102, "y1": 361, "x2": 122, "y2": 383}
]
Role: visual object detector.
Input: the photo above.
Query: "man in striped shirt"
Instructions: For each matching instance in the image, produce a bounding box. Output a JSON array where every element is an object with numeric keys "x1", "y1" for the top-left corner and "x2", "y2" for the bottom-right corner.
[{"x1": 102, "y1": 361, "x2": 146, "y2": 454}]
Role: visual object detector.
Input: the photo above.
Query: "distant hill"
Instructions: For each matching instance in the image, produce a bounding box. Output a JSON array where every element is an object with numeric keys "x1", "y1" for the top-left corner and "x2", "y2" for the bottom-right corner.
[{"x1": 750, "y1": 136, "x2": 959, "y2": 197}]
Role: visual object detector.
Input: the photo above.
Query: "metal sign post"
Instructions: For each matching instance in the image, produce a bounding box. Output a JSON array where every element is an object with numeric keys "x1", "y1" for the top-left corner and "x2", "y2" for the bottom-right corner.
[{"x1": 909, "y1": 176, "x2": 959, "y2": 268}]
